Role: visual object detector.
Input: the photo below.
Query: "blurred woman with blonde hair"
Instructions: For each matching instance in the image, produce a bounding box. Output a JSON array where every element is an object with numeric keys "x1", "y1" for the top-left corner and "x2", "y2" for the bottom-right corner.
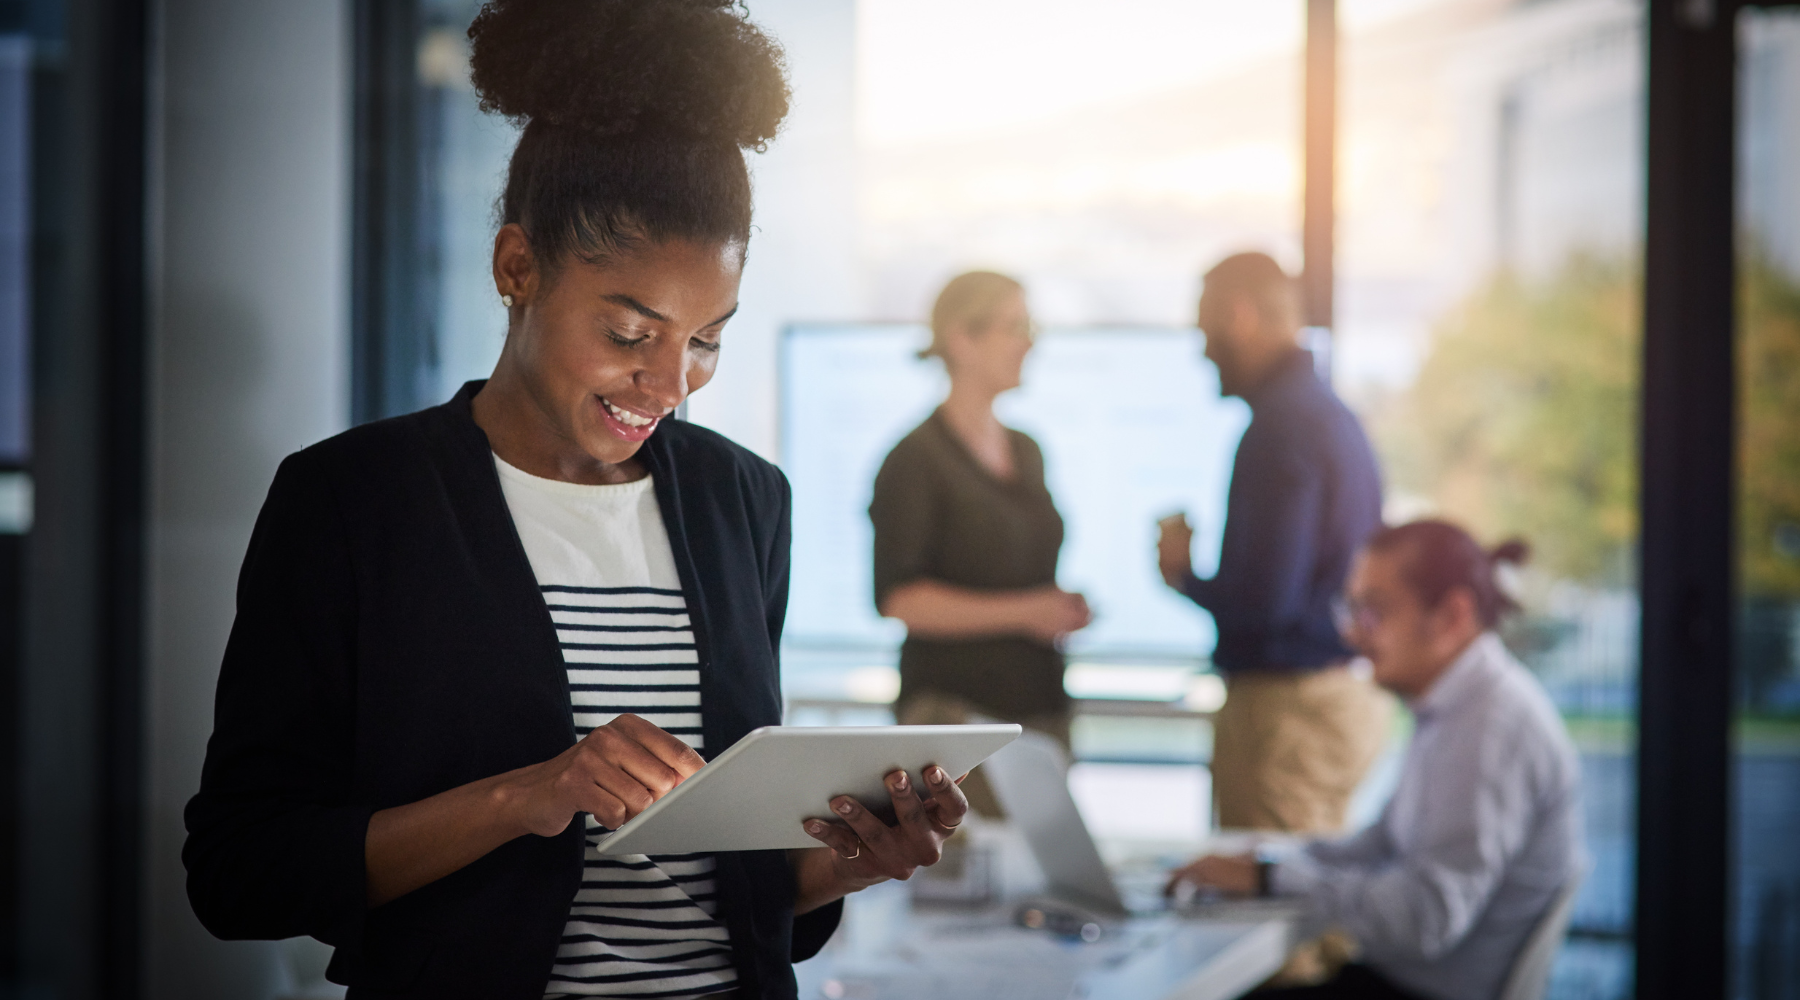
[{"x1": 868, "y1": 271, "x2": 1091, "y2": 811}]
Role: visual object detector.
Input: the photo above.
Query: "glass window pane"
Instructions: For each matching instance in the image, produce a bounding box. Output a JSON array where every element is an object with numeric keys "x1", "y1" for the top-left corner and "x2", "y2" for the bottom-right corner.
[
  {"x1": 1339, "y1": 2, "x2": 1644, "y2": 996},
  {"x1": 413, "y1": 0, "x2": 515, "y2": 408},
  {"x1": 857, "y1": 0, "x2": 1303, "y2": 325},
  {"x1": 356, "y1": 0, "x2": 517, "y2": 424},
  {"x1": 0, "y1": 31, "x2": 28, "y2": 466},
  {"x1": 1734, "y1": 9, "x2": 1800, "y2": 999}
]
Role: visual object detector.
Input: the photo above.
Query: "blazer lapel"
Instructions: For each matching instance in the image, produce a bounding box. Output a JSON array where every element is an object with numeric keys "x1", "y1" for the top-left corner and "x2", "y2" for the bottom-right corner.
[
  {"x1": 639, "y1": 427, "x2": 728, "y2": 761},
  {"x1": 426, "y1": 380, "x2": 576, "y2": 742}
]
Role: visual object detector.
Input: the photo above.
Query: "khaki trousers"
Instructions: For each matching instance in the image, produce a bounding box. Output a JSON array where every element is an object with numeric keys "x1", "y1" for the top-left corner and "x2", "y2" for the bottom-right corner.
[
  {"x1": 895, "y1": 690, "x2": 1071, "y2": 820},
  {"x1": 1211, "y1": 665, "x2": 1393, "y2": 834}
]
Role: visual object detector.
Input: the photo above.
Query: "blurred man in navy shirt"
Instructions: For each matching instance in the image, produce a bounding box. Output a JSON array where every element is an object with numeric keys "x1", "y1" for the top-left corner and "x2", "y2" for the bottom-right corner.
[{"x1": 1158, "y1": 252, "x2": 1390, "y2": 834}]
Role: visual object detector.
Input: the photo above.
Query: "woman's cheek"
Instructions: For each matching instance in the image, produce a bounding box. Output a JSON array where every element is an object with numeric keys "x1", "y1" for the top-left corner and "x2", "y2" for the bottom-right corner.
[{"x1": 687, "y1": 352, "x2": 719, "y2": 394}]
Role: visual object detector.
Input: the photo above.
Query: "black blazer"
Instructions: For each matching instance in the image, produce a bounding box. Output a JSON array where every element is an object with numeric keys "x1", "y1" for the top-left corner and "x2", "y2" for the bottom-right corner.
[{"x1": 184, "y1": 381, "x2": 841, "y2": 998}]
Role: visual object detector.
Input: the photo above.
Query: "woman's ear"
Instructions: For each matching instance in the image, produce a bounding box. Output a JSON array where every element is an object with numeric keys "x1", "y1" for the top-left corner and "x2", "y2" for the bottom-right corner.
[{"x1": 493, "y1": 223, "x2": 539, "y2": 305}]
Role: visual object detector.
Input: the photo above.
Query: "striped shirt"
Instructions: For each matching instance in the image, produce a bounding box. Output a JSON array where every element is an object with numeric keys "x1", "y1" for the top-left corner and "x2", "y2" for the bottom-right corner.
[{"x1": 494, "y1": 457, "x2": 738, "y2": 999}]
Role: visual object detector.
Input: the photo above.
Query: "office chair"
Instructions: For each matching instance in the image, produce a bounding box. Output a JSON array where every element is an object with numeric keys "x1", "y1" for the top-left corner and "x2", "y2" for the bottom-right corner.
[{"x1": 1496, "y1": 873, "x2": 1586, "y2": 1000}]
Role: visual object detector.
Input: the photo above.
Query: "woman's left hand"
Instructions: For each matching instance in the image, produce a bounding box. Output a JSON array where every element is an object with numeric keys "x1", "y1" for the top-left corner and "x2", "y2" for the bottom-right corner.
[{"x1": 791, "y1": 764, "x2": 969, "y2": 913}]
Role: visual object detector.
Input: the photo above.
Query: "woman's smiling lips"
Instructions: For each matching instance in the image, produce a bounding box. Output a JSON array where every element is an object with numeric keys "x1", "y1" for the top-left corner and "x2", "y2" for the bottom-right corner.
[{"x1": 595, "y1": 395, "x2": 663, "y2": 442}]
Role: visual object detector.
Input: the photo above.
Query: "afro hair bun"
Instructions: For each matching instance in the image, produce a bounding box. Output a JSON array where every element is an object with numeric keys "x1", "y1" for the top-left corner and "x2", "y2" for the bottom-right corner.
[{"x1": 468, "y1": 0, "x2": 790, "y2": 150}]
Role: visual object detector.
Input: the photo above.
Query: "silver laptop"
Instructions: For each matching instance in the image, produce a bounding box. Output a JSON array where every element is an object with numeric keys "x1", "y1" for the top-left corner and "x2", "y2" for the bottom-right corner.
[{"x1": 980, "y1": 730, "x2": 1128, "y2": 915}]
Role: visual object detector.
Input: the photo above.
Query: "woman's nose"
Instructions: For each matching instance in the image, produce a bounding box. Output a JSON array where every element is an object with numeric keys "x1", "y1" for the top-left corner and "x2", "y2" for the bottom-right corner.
[{"x1": 635, "y1": 339, "x2": 690, "y2": 410}]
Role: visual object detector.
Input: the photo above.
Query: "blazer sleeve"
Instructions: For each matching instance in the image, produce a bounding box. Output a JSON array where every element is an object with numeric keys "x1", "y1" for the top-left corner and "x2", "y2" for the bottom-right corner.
[
  {"x1": 183, "y1": 450, "x2": 372, "y2": 945},
  {"x1": 791, "y1": 899, "x2": 844, "y2": 963}
]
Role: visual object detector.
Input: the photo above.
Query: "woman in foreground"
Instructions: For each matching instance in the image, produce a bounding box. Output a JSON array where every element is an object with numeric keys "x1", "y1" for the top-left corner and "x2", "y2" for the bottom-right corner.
[{"x1": 183, "y1": 3, "x2": 965, "y2": 996}]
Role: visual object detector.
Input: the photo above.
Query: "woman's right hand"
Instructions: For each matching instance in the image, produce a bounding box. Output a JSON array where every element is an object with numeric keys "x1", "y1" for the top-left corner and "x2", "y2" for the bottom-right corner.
[
  {"x1": 364, "y1": 714, "x2": 704, "y2": 907},
  {"x1": 1018, "y1": 586, "x2": 1092, "y2": 645},
  {"x1": 500, "y1": 713, "x2": 707, "y2": 836}
]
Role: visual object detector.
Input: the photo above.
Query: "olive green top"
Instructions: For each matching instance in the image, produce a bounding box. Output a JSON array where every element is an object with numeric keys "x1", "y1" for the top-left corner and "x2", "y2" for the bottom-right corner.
[{"x1": 868, "y1": 409, "x2": 1069, "y2": 719}]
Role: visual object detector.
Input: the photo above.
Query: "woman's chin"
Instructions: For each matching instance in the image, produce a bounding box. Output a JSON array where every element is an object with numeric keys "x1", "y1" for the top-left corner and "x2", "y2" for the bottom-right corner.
[{"x1": 576, "y1": 423, "x2": 647, "y2": 467}]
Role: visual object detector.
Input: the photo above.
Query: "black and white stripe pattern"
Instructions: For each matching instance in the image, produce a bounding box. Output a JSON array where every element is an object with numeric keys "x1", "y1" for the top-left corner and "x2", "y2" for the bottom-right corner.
[{"x1": 544, "y1": 585, "x2": 737, "y2": 999}]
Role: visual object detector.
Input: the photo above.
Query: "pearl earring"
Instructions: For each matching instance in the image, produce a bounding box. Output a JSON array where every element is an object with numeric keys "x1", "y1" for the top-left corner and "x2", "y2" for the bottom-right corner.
[{"x1": 501, "y1": 294, "x2": 514, "y2": 308}]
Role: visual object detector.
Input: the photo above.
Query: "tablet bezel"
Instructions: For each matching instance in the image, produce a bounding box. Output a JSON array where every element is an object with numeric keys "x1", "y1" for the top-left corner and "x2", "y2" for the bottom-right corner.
[{"x1": 593, "y1": 723, "x2": 1021, "y2": 855}]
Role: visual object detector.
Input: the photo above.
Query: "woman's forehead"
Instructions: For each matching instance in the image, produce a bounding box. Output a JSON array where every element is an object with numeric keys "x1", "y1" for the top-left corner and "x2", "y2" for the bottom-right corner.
[{"x1": 564, "y1": 241, "x2": 742, "y2": 318}]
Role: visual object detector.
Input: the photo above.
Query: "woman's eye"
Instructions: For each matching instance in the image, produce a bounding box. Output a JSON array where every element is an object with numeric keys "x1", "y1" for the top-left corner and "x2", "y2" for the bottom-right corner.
[
  {"x1": 605, "y1": 329, "x2": 650, "y2": 347},
  {"x1": 691, "y1": 337, "x2": 722, "y2": 354}
]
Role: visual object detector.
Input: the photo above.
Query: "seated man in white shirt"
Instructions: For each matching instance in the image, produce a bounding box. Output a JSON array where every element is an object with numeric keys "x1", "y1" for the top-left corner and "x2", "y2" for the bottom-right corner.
[{"x1": 1168, "y1": 519, "x2": 1585, "y2": 1000}]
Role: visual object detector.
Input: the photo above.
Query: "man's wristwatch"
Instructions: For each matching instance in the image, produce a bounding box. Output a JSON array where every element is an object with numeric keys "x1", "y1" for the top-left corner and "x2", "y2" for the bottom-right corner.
[{"x1": 1255, "y1": 858, "x2": 1276, "y2": 898}]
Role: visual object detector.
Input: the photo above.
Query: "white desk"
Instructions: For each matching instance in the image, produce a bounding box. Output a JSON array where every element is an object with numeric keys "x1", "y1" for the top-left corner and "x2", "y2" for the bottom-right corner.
[{"x1": 794, "y1": 894, "x2": 1302, "y2": 1000}]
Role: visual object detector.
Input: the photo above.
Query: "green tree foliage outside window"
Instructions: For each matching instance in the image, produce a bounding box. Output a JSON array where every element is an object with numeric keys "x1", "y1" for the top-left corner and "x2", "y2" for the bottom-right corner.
[
  {"x1": 1373, "y1": 250, "x2": 1800, "y2": 600},
  {"x1": 1373, "y1": 255, "x2": 1640, "y2": 587},
  {"x1": 1740, "y1": 250, "x2": 1800, "y2": 601}
]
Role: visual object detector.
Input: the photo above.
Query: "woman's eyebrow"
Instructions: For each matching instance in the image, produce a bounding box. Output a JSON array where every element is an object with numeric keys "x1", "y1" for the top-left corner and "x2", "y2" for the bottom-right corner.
[
  {"x1": 601, "y1": 295, "x2": 738, "y2": 329},
  {"x1": 601, "y1": 293, "x2": 669, "y2": 322}
]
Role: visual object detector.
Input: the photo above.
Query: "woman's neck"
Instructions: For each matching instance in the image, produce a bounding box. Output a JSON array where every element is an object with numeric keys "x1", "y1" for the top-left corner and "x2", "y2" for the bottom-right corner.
[{"x1": 939, "y1": 380, "x2": 1013, "y2": 481}]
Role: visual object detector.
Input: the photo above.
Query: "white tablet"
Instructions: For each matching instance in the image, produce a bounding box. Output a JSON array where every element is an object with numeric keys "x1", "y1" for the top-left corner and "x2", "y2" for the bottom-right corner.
[{"x1": 593, "y1": 724, "x2": 1021, "y2": 855}]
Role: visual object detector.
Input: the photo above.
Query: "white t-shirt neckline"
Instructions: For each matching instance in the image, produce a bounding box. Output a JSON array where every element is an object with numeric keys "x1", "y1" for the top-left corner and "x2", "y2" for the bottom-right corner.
[{"x1": 493, "y1": 454, "x2": 656, "y2": 500}]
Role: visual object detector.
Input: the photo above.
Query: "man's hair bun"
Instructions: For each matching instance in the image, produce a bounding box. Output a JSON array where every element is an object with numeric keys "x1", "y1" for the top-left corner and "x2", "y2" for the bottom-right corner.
[
  {"x1": 1489, "y1": 539, "x2": 1531, "y2": 566},
  {"x1": 468, "y1": 0, "x2": 790, "y2": 151}
]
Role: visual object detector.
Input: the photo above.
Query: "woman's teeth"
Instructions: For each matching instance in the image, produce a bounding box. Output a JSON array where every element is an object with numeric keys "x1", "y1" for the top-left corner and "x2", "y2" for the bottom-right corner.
[{"x1": 602, "y1": 398, "x2": 656, "y2": 428}]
